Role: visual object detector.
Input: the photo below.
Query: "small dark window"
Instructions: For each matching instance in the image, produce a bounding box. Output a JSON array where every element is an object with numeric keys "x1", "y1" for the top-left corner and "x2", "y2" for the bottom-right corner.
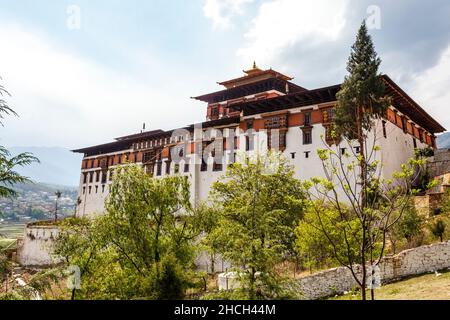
[
  {"x1": 234, "y1": 136, "x2": 239, "y2": 149},
  {"x1": 413, "y1": 138, "x2": 417, "y2": 149},
  {"x1": 184, "y1": 163, "x2": 190, "y2": 173},
  {"x1": 201, "y1": 158, "x2": 208, "y2": 172},
  {"x1": 96, "y1": 171, "x2": 100, "y2": 182},
  {"x1": 305, "y1": 151, "x2": 310, "y2": 159},
  {"x1": 174, "y1": 164, "x2": 179, "y2": 174},
  {"x1": 213, "y1": 162, "x2": 223, "y2": 172},
  {"x1": 246, "y1": 135, "x2": 253, "y2": 151},
  {"x1": 303, "y1": 130, "x2": 312, "y2": 145},
  {"x1": 95, "y1": 186, "x2": 98, "y2": 194},
  {"x1": 102, "y1": 185, "x2": 105, "y2": 193},
  {"x1": 109, "y1": 170, "x2": 114, "y2": 181},
  {"x1": 89, "y1": 172, "x2": 93, "y2": 183},
  {"x1": 156, "y1": 162, "x2": 162, "y2": 176},
  {"x1": 211, "y1": 107, "x2": 219, "y2": 117},
  {"x1": 88, "y1": 186, "x2": 92, "y2": 194},
  {"x1": 143, "y1": 152, "x2": 153, "y2": 163},
  {"x1": 382, "y1": 120, "x2": 387, "y2": 138},
  {"x1": 83, "y1": 173, "x2": 88, "y2": 184},
  {"x1": 228, "y1": 152, "x2": 236, "y2": 164},
  {"x1": 101, "y1": 171, "x2": 107, "y2": 184},
  {"x1": 291, "y1": 152, "x2": 296, "y2": 159},
  {"x1": 304, "y1": 112, "x2": 311, "y2": 126},
  {"x1": 118, "y1": 155, "x2": 122, "y2": 165},
  {"x1": 401, "y1": 117, "x2": 408, "y2": 134},
  {"x1": 354, "y1": 146, "x2": 360, "y2": 154},
  {"x1": 328, "y1": 109, "x2": 335, "y2": 122},
  {"x1": 247, "y1": 120, "x2": 254, "y2": 130},
  {"x1": 341, "y1": 148, "x2": 346, "y2": 155},
  {"x1": 165, "y1": 161, "x2": 171, "y2": 175},
  {"x1": 82, "y1": 187, "x2": 86, "y2": 194}
]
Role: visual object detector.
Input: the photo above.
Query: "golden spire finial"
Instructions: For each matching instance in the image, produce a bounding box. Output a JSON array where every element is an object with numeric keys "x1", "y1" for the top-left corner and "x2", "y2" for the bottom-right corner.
[{"x1": 253, "y1": 61, "x2": 257, "y2": 69}]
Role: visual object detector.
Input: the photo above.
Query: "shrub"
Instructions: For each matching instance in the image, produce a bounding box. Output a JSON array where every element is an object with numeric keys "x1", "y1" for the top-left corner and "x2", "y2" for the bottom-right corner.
[
  {"x1": 430, "y1": 220, "x2": 446, "y2": 242},
  {"x1": 147, "y1": 255, "x2": 187, "y2": 300}
]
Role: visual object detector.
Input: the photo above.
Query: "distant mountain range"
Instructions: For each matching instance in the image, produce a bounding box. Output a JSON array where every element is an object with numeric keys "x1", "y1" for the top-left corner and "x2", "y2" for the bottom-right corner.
[
  {"x1": 8, "y1": 147, "x2": 83, "y2": 187},
  {"x1": 437, "y1": 133, "x2": 450, "y2": 149}
]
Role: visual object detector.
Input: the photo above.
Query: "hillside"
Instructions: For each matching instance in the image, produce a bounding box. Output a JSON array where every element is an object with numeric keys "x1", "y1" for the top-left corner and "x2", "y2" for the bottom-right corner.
[
  {"x1": 8, "y1": 147, "x2": 83, "y2": 187},
  {"x1": 0, "y1": 182, "x2": 78, "y2": 223}
]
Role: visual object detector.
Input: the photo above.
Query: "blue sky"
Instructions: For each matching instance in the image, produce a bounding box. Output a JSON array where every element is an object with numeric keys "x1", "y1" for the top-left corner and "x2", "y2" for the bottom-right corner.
[{"x1": 0, "y1": 0, "x2": 449, "y2": 149}]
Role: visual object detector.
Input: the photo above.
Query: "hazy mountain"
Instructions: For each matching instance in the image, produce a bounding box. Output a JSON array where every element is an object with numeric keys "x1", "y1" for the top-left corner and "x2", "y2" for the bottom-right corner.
[
  {"x1": 8, "y1": 147, "x2": 83, "y2": 187},
  {"x1": 437, "y1": 133, "x2": 450, "y2": 149}
]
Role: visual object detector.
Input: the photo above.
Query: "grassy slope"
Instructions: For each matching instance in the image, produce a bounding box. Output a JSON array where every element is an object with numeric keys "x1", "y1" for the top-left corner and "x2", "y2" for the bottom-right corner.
[
  {"x1": 0, "y1": 224, "x2": 25, "y2": 250},
  {"x1": 330, "y1": 270, "x2": 450, "y2": 300}
]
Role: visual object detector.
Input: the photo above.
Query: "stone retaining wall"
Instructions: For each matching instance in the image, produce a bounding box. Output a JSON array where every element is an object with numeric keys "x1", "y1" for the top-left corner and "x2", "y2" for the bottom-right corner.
[{"x1": 298, "y1": 240, "x2": 450, "y2": 299}]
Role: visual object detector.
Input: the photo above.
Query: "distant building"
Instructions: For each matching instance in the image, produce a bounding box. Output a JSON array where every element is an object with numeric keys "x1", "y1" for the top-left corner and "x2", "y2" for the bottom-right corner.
[{"x1": 73, "y1": 64, "x2": 445, "y2": 217}]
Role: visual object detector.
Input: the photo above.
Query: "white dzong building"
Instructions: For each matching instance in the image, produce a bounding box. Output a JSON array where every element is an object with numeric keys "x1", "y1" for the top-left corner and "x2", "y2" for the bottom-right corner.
[{"x1": 73, "y1": 65, "x2": 445, "y2": 217}]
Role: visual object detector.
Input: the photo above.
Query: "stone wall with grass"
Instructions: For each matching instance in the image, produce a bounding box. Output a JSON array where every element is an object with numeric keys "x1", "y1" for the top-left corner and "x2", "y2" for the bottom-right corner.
[{"x1": 298, "y1": 240, "x2": 450, "y2": 299}]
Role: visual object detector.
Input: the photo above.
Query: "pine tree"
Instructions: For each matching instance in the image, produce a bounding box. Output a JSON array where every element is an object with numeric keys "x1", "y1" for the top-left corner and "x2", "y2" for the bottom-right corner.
[{"x1": 335, "y1": 22, "x2": 389, "y2": 139}]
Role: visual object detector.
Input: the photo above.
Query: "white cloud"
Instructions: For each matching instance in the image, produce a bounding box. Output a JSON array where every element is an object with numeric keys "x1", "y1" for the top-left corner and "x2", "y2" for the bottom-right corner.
[
  {"x1": 0, "y1": 23, "x2": 203, "y2": 148},
  {"x1": 203, "y1": 0, "x2": 254, "y2": 30},
  {"x1": 409, "y1": 44, "x2": 450, "y2": 132},
  {"x1": 237, "y1": 0, "x2": 349, "y2": 66}
]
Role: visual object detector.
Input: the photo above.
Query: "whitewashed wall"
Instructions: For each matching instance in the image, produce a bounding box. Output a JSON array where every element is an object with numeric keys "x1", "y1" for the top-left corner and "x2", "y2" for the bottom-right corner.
[{"x1": 16, "y1": 225, "x2": 61, "y2": 267}]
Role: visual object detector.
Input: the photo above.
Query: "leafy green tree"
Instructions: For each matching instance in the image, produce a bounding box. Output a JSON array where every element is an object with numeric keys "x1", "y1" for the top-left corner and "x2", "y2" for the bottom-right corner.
[
  {"x1": 295, "y1": 202, "x2": 362, "y2": 272},
  {"x1": 54, "y1": 165, "x2": 200, "y2": 300},
  {"x1": 192, "y1": 203, "x2": 222, "y2": 274},
  {"x1": 303, "y1": 22, "x2": 422, "y2": 301},
  {"x1": 388, "y1": 200, "x2": 423, "y2": 253},
  {"x1": 0, "y1": 78, "x2": 38, "y2": 282},
  {"x1": 398, "y1": 203, "x2": 423, "y2": 246},
  {"x1": 0, "y1": 80, "x2": 39, "y2": 200},
  {"x1": 208, "y1": 152, "x2": 305, "y2": 299},
  {"x1": 430, "y1": 220, "x2": 446, "y2": 242}
]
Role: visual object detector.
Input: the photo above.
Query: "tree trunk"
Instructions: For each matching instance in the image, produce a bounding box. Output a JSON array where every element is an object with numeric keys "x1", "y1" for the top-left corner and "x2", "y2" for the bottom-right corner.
[
  {"x1": 210, "y1": 252, "x2": 215, "y2": 274},
  {"x1": 360, "y1": 229, "x2": 367, "y2": 300},
  {"x1": 54, "y1": 200, "x2": 58, "y2": 223},
  {"x1": 356, "y1": 106, "x2": 369, "y2": 300},
  {"x1": 370, "y1": 243, "x2": 375, "y2": 300}
]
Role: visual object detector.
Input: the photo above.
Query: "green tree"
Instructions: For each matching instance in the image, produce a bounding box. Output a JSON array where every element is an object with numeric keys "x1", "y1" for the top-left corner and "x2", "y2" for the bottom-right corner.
[
  {"x1": 398, "y1": 203, "x2": 423, "y2": 246},
  {"x1": 430, "y1": 220, "x2": 446, "y2": 242},
  {"x1": 388, "y1": 200, "x2": 423, "y2": 253},
  {"x1": 295, "y1": 202, "x2": 363, "y2": 272},
  {"x1": 54, "y1": 165, "x2": 200, "y2": 300},
  {"x1": 192, "y1": 203, "x2": 222, "y2": 274},
  {"x1": 0, "y1": 78, "x2": 38, "y2": 281},
  {"x1": 208, "y1": 152, "x2": 305, "y2": 299},
  {"x1": 0, "y1": 79, "x2": 39, "y2": 200},
  {"x1": 303, "y1": 22, "x2": 420, "y2": 301}
]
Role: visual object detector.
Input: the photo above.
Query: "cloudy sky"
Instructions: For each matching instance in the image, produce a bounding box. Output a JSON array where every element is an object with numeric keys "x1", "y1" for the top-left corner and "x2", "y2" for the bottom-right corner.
[{"x1": 0, "y1": 0, "x2": 449, "y2": 150}]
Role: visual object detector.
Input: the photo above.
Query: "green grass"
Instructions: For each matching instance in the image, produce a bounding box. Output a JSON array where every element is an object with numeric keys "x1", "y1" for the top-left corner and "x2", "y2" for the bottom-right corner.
[
  {"x1": 330, "y1": 270, "x2": 450, "y2": 300},
  {"x1": 0, "y1": 238, "x2": 16, "y2": 250},
  {"x1": 0, "y1": 223, "x2": 25, "y2": 239},
  {"x1": 0, "y1": 223, "x2": 25, "y2": 250}
]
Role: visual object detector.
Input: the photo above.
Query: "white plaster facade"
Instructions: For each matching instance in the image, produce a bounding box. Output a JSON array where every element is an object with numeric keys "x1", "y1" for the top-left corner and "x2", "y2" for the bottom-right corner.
[{"x1": 75, "y1": 103, "x2": 431, "y2": 218}]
